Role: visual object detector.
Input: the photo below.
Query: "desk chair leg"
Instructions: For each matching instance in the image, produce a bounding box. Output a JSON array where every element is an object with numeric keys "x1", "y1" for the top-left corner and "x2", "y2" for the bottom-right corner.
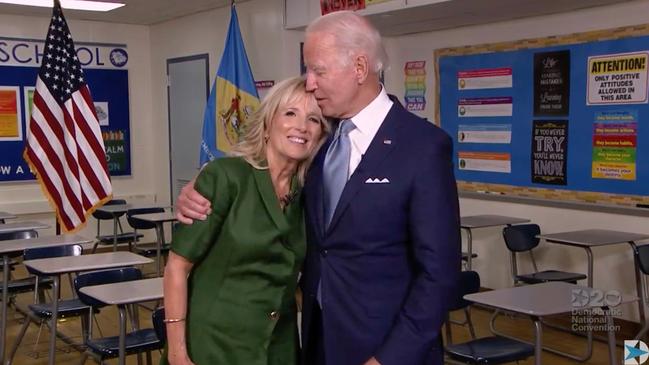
[
  {"x1": 80, "y1": 315, "x2": 89, "y2": 348},
  {"x1": 489, "y1": 308, "x2": 504, "y2": 334},
  {"x1": 47, "y1": 276, "x2": 60, "y2": 365},
  {"x1": 118, "y1": 306, "x2": 127, "y2": 365},
  {"x1": 533, "y1": 317, "x2": 542, "y2": 365},
  {"x1": 636, "y1": 272, "x2": 649, "y2": 340},
  {"x1": 126, "y1": 304, "x2": 144, "y2": 365},
  {"x1": 632, "y1": 242, "x2": 648, "y2": 339},
  {"x1": 461, "y1": 228, "x2": 473, "y2": 271},
  {"x1": 444, "y1": 314, "x2": 453, "y2": 345},
  {"x1": 146, "y1": 351, "x2": 152, "y2": 365},
  {"x1": 155, "y1": 224, "x2": 165, "y2": 277},
  {"x1": 112, "y1": 218, "x2": 119, "y2": 253},
  {"x1": 7, "y1": 278, "x2": 50, "y2": 364},
  {"x1": 464, "y1": 308, "x2": 476, "y2": 339},
  {"x1": 77, "y1": 352, "x2": 88, "y2": 365},
  {"x1": 6, "y1": 315, "x2": 31, "y2": 364},
  {"x1": 1, "y1": 255, "x2": 10, "y2": 363},
  {"x1": 604, "y1": 307, "x2": 619, "y2": 365},
  {"x1": 637, "y1": 324, "x2": 649, "y2": 341}
]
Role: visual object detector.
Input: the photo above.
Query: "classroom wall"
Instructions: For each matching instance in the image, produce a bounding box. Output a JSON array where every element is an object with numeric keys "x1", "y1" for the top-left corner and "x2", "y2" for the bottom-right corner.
[
  {"x1": 384, "y1": 0, "x2": 649, "y2": 320},
  {"x1": 0, "y1": 13, "x2": 154, "y2": 239}
]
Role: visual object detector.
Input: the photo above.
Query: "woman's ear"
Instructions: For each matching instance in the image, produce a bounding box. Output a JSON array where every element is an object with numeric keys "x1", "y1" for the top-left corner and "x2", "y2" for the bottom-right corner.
[{"x1": 354, "y1": 55, "x2": 369, "y2": 84}]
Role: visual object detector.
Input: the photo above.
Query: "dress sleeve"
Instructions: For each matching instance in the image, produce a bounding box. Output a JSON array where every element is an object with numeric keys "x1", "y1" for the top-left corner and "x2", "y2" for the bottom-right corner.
[{"x1": 171, "y1": 160, "x2": 233, "y2": 263}]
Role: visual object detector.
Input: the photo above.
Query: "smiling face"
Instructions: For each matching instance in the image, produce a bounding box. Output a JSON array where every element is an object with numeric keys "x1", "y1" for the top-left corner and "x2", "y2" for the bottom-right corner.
[{"x1": 265, "y1": 94, "x2": 324, "y2": 168}]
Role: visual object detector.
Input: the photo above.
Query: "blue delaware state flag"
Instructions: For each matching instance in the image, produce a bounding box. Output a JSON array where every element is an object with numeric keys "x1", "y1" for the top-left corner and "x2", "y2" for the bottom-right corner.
[{"x1": 200, "y1": 4, "x2": 260, "y2": 166}]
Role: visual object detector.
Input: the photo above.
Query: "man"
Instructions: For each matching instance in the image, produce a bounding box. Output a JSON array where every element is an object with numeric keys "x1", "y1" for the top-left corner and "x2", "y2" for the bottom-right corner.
[{"x1": 176, "y1": 11, "x2": 460, "y2": 365}]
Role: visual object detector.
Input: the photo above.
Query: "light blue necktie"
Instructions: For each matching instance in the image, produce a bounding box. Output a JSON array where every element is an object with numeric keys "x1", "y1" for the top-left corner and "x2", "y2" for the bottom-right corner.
[
  {"x1": 317, "y1": 119, "x2": 355, "y2": 307},
  {"x1": 323, "y1": 119, "x2": 356, "y2": 227}
]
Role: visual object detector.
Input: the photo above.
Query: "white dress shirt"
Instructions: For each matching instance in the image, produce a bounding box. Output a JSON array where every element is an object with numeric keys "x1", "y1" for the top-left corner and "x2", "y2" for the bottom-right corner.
[{"x1": 347, "y1": 86, "x2": 393, "y2": 178}]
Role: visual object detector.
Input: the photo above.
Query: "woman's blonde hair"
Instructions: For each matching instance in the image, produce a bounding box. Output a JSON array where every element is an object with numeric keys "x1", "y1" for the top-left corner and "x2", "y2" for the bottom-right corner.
[{"x1": 229, "y1": 76, "x2": 330, "y2": 185}]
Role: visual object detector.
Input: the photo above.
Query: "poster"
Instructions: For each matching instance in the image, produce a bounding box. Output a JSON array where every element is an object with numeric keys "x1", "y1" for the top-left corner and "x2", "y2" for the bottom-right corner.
[
  {"x1": 592, "y1": 110, "x2": 637, "y2": 180},
  {"x1": 458, "y1": 67, "x2": 512, "y2": 90},
  {"x1": 404, "y1": 61, "x2": 426, "y2": 111},
  {"x1": 458, "y1": 97, "x2": 512, "y2": 117},
  {"x1": 0, "y1": 87, "x2": 20, "y2": 140},
  {"x1": 95, "y1": 101, "x2": 109, "y2": 126},
  {"x1": 320, "y1": 0, "x2": 365, "y2": 15},
  {"x1": 255, "y1": 80, "x2": 275, "y2": 100},
  {"x1": 531, "y1": 120, "x2": 568, "y2": 185},
  {"x1": 458, "y1": 124, "x2": 511, "y2": 144},
  {"x1": 102, "y1": 129, "x2": 128, "y2": 173},
  {"x1": 534, "y1": 50, "x2": 570, "y2": 116},
  {"x1": 587, "y1": 51, "x2": 649, "y2": 105},
  {"x1": 458, "y1": 151, "x2": 511, "y2": 173},
  {"x1": 23, "y1": 86, "x2": 34, "y2": 123}
]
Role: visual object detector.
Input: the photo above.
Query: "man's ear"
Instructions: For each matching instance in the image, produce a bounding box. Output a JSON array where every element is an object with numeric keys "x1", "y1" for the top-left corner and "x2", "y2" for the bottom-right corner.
[{"x1": 354, "y1": 55, "x2": 369, "y2": 84}]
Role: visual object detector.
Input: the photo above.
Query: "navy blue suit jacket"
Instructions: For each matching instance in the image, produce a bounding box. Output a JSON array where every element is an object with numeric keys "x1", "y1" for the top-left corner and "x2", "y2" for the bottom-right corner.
[{"x1": 300, "y1": 99, "x2": 461, "y2": 365}]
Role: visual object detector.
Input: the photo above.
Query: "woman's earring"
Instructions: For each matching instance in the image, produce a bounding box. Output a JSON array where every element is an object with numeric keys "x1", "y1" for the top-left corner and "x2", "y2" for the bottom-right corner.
[{"x1": 264, "y1": 135, "x2": 269, "y2": 143}]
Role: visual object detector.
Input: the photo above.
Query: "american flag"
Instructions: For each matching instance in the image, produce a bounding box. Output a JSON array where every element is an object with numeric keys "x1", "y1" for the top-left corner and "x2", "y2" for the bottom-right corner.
[{"x1": 23, "y1": 1, "x2": 112, "y2": 232}]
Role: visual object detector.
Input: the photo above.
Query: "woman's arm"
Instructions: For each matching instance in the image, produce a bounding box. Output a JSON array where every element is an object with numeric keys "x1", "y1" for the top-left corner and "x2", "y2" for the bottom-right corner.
[{"x1": 163, "y1": 252, "x2": 196, "y2": 365}]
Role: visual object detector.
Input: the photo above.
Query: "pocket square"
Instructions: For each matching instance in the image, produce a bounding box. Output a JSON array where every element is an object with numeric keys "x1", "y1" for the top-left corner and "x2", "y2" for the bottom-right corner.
[{"x1": 365, "y1": 177, "x2": 390, "y2": 184}]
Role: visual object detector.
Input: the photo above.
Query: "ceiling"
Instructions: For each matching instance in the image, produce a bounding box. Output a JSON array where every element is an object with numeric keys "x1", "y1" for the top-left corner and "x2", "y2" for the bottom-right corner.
[
  {"x1": 0, "y1": 0, "x2": 251, "y2": 25},
  {"x1": 368, "y1": 0, "x2": 640, "y2": 36},
  {"x1": 0, "y1": 0, "x2": 641, "y2": 31}
]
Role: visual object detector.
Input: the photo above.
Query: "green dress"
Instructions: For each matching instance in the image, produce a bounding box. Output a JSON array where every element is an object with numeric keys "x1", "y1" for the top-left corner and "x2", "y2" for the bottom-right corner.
[{"x1": 161, "y1": 157, "x2": 305, "y2": 365}]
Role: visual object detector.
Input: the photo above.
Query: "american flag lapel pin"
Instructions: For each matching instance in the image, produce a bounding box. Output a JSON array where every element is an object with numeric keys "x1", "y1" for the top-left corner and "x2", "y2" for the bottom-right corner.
[{"x1": 383, "y1": 139, "x2": 392, "y2": 145}]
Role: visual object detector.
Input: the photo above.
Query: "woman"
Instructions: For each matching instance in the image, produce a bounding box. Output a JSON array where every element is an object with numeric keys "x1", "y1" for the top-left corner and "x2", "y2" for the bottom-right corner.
[{"x1": 162, "y1": 76, "x2": 329, "y2": 365}]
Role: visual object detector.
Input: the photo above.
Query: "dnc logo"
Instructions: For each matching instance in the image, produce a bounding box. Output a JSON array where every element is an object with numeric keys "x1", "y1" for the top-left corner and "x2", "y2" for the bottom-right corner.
[{"x1": 625, "y1": 340, "x2": 649, "y2": 364}]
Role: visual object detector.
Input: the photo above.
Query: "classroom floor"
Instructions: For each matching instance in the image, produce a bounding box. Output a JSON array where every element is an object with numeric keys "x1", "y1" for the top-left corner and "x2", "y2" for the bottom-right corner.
[{"x1": 2, "y1": 263, "x2": 626, "y2": 365}]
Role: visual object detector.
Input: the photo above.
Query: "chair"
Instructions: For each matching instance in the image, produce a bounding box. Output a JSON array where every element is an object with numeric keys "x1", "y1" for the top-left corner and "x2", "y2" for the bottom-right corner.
[
  {"x1": 152, "y1": 307, "x2": 166, "y2": 344},
  {"x1": 445, "y1": 271, "x2": 535, "y2": 364},
  {"x1": 126, "y1": 207, "x2": 171, "y2": 259},
  {"x1": 445, "y1": 270, "x2": 479, "y2": 341},
  {"x1": 0, "y1": 230, "x2": 53, "y2": 297},
  {"x1": 503, "y1": 224, "x2": 587, "y2": 285},
  {"x1": 75, "y1": 268, "x2": 163, "y2": 364},
  {"x1": 0, "y1": 230, "x2": 37, "y2": 272},
  {"x1": 92, "y1": 199, "x2": 143, "y2": 253},
  {"x1": 7, "y1": 244, "x2": 86, "y2": 363}
]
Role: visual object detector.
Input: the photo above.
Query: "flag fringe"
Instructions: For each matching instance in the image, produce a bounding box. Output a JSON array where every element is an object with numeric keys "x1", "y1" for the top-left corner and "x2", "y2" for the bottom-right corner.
[{"x1": 22, "y1": 149, "x2": 113, "y2": 234}]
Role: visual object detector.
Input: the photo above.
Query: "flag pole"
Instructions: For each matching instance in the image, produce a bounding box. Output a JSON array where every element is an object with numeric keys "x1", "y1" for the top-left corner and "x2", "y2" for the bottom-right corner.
[{"x1": 54, "y1": 0, "x2": 61, "y2": 235}]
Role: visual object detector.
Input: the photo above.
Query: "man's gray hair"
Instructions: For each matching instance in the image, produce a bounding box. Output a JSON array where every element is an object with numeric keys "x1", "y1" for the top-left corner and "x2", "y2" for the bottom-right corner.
[{"x1": 306, "y1": 10, "x2": 389, "y2": 73}]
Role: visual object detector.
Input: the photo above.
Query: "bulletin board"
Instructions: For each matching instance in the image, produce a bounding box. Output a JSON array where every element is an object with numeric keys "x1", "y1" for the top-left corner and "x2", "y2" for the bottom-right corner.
[
  {"x1": 435, "y1": 24, "x2": 649, "y2": 208},
  {"x1": 0, "y1": 38, "x2": 131, "y2": 182}
]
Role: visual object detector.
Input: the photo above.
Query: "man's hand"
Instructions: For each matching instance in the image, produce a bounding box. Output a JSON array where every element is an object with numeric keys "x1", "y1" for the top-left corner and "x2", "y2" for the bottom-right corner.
[
  {"x1": 363, "y1": 357, "x2": 381, "y2": 365},
  {"x1": 175, "y1": 178, "x2": 211, "y2": 224}
]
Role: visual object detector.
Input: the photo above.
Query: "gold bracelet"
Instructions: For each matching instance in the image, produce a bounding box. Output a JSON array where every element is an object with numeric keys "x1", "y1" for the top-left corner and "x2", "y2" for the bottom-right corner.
[{"x1": 163, "y1": 317, "x2": 186, "y2": 323}]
